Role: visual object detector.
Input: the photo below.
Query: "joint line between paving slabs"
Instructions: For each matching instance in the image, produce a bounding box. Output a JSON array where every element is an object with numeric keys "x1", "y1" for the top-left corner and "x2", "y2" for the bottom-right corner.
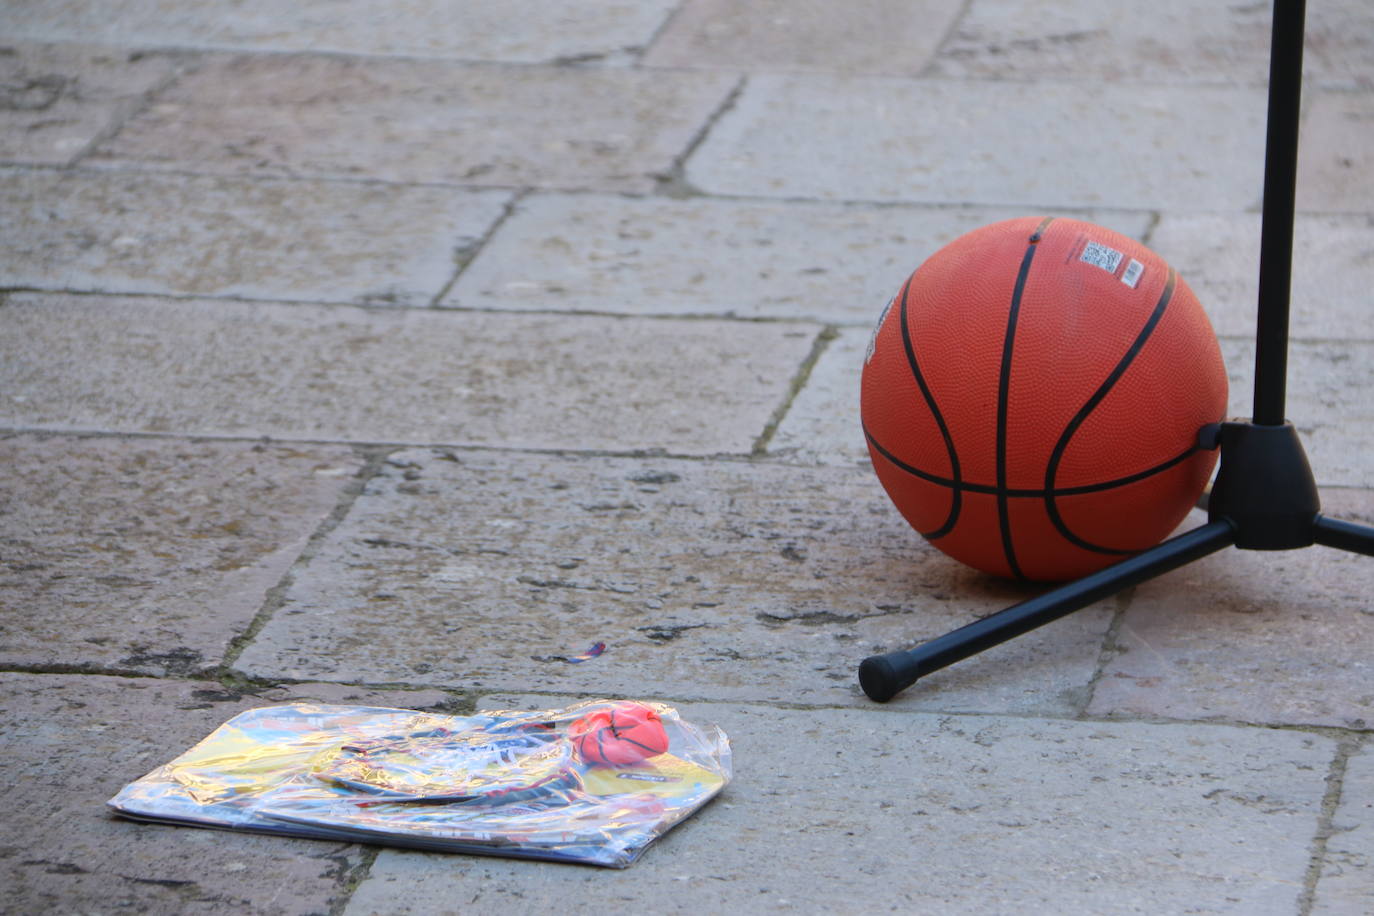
[
  {"x1": 753, "y1": 325, "x2": 838, "y2": 456},
  {"x1": 0, "y1": 283, "x2": 398, "y2": 313},
  {"x1": 1077, "y1": 585, "x2": 1136, "y2": 716},
  {"x1": 1297, "y1": 735, "x2": 1361, "y2": 916},
  {"x1": 68, "y1": 51, "x2": 193, "y2": 168},
  {"x1": 636, "y1": 0, "x2": 691, "y2": 64},
  {"x1": 219, "y1": 445, "x2": 392, "y2": 673},
  {"x1": 1138, "y1": 211, "x2": 1164, "y2": 248},
  {"x1": 0, "y1": 424, "x2": 825, "y2": 466},
  {"x1": 34, "y1": 159, "x2": 533, "y2": 196},
  {"x1": 916, "y1": 0, "x2": 977, "y2": 78},
  {"x1": 653, "y1": 74, "x2": 747, "y2": 199},
  {"x1": 430, "y1": 187, "x2": 530, "y2": 307},
  {"x1": 328, "y1": 846, "x2": 380, "y2": 916}
]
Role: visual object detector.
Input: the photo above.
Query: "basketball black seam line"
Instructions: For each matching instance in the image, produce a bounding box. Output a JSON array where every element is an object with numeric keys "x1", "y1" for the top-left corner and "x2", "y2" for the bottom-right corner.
[
  {"x1": 995, "y1": 224, "x2": 1052, "y2": 581},
  {"x1": 608, "y1": 708, "x2": 659, "y2": 753},
  {"x1": 1043, "y1": 267, "x2": 1180, "y2": 556},
  {"x1": 865, "y1": 423, "x2": 1205, "y2": 499},
  {"x1": 897, "y1": 274, "x2": 963, "y2": 540},
  {"x1": 616, "y1": 734, "x2": 662, "y2": 754}
]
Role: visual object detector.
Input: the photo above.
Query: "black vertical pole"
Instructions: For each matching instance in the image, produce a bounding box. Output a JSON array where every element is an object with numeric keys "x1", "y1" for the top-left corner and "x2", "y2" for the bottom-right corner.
[{"x1": 1252, "y1": 0, "x2": 1306, "y2": 426}]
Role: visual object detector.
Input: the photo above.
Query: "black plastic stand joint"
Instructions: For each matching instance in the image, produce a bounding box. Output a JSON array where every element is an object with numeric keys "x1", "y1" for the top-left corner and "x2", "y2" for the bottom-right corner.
[{"x1": 1206, "y1": 421, "x2": 1320, "y2": 550}]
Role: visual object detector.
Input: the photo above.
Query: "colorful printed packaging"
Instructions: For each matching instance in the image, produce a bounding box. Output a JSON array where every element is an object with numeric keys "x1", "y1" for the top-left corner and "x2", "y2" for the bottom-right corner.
[{"x1": 108, "y1": 699, "x2": 731, "y2": 868}]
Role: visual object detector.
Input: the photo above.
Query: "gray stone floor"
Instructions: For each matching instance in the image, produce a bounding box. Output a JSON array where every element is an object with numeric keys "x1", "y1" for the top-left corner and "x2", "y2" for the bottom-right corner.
[{"x1": 1, "y1": 2, "x2": 1371, "y2": 913}]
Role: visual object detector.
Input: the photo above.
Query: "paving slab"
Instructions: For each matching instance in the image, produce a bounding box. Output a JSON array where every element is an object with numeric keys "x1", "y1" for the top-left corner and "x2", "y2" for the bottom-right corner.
[
  {"x1": 1296, "y1": 90, "x2": 1374, "y2": 214},
  {"x1": 0, "y1": 0, "x2": 676, "y2": 65},
  {"x1": 642, "y1": 0, "x2": 964, "y2": 75},
  {"x1": 1221, "y1": 337, "x2": 1374, "y2": 489},
  {"x1": 0, "y1": 434, "x2": 360, "y2": 674},
  {"x1": 0, "y1": 42, "x2": 179, "y2": 166},
  {"x1": 448, "y1": 193, "x2": 1152, "y2": 323},
  {"x1": 1088, "y1": 491, "x2": 1374, "y2": 729},
  {"x1": 686, "y1": 75, "x2": 1267, "y2": 209},
  {"x1": 89, "y1": 54, "x2": 736, "y2": 192},
  {"x1": 345, "y1": 697, "x2": 1335, "y2": 915},
  {"x1": 1151, "y1": 211, "x2": 1374, "y2": 340},
  {"x1": 0, "y1": 167, "x2": 512, "y2": 305},
  {"x1": 0, "y1": 292, "x2": 816, "y2": 454},
  {"x1": 1313, "y1": 739, "x2": 1374, "y2": 915},
  {"x1": 234, "y1": 447, "x2": 1113, "y2": 714},
  {"x1": 926, "y1": 0, "x2": 1374, "y2": 87},
  {"x1": 0, "y1": 672, "x2": 449, "y2": 915}
]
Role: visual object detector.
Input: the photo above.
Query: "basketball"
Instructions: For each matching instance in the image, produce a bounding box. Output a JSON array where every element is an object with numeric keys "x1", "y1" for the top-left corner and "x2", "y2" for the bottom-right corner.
[
  {"x1": 860, "y1": 217, "x2": 1228, "y2": 582},
  {"x1": 568, "y1": 702, "x2": 670, "y2": 767}
]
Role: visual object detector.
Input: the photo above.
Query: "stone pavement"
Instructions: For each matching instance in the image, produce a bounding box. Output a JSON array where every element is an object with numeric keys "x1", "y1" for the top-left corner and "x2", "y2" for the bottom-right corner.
[{"x1": 1, "y1": 1, "x2": 1371, "y2": 912}]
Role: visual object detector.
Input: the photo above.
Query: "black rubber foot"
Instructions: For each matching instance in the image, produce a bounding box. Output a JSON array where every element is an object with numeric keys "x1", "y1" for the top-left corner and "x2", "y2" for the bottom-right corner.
[{"x1": 858, "y1": 653, "x2": 905, "y2": 703}]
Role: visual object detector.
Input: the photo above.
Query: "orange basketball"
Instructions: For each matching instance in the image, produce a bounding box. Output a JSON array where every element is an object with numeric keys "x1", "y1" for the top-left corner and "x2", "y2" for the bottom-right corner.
[{"x1": 861, "y1": 217, "x2": 1227, "y2": 582}]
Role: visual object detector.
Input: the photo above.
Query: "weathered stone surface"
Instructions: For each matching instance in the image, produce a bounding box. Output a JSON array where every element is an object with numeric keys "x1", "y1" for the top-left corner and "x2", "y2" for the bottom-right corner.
[
  {"x1": 234, "y1": 448, "x2": 1113, "y2": 713},
  {"x1": 1151, "y1": 212, "x2": 1374, "y2": 339},
  {"x1": 0, "y1": 0, "x2": 677, "y2": 65},
  {"x1": 90, "y1": 54, "x2": 736, "y2": 191},
  {"x1": 0, "y1": 42, "x2": 178, "y2": 165},
  {"x1": 0, "y1": 167, "x2": 512, "y2": 304},
  {"x1": 1089, "y1": 492, "x2": 1374, "y2": 729},
  {"x1": 345, "y1": 697, "x2": 1334, "y2": 915},
  {"x1": 1, "y1": 672, "x2": 454, "y2": 915},
  {"x1": 1296, "y1": 91, "x2": 1374, "y2": 213},
  {"x1": 642, "y1": 0, "x2": 964, "y2": 75},
  {"x1": 927, "y1": 0, "x2": 1374, "y2": 86},
  {"x1": 0, "y1": 293, "x2": 817, "y2": 454},
  {"x1": 1222, "y1": 338, "x2": 1374, "y2": 489},
  {"x1": 0, "y1": 435, "x2": 360, "y2": 674},
  {"x1": 1313, "y1": 740, "x2": 1374, "y2": 915},
  {"x1": 687, "y1": 75, "x2": 1267, "y2": 209},
  {"x1": 449, "y1": 193, "x2": 1152, "y2": 323}
]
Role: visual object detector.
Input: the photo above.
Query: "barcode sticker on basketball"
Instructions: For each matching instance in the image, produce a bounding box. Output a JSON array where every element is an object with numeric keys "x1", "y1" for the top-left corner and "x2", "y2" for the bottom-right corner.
[
  {"x1": 1121, "y1": 258, "x2": 1145, "y2": 288},
  {"x1": 1080, "y1": 240, "x2": 1124, "y2": 275}
]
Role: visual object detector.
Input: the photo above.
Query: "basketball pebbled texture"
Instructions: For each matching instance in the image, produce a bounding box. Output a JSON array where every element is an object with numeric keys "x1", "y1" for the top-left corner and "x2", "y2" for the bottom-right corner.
[{"x1": 860, "y1": 217, "x2": 1227, "y2": 582}]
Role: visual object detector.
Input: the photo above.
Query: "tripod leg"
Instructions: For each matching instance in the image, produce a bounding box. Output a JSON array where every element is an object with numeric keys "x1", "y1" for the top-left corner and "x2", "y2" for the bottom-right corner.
[
  {"x1": 859, "y1": 521, "x2": 1236, "y2": 702},
  {"x1": 1313, "y1": 515, "x2": 1374, "y2": 557}
]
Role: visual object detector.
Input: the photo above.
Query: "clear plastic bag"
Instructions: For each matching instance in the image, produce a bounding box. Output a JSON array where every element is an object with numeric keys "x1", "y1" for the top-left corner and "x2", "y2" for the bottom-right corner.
[{"x1": 108, "y1": 699, "x2": 731, "y2": 867}]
